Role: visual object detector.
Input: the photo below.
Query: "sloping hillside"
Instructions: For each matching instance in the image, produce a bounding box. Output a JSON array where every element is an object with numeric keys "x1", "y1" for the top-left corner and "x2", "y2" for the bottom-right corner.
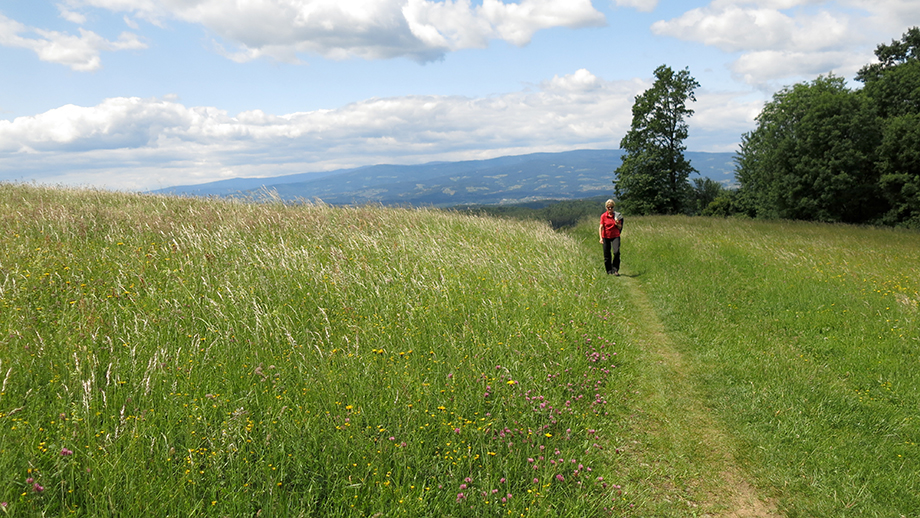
[
  {"x1": 8, "y1": 184, "x2": 910, "y2": 516},
  {"x1": 0, "y1": 183, "x2": 635, "y2": 515}
]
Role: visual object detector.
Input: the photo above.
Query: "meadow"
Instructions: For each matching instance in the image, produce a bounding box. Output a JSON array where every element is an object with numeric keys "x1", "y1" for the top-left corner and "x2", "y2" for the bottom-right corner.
[
  {"x1": 0, "y1": 183, "x2": 917, "y2": 517},
  {"x1": 602, "y1": 216, "x2": 920, "y2": 517},
  {"x1": 0, "y1": 184, "x2": 636, "y2": 517}
]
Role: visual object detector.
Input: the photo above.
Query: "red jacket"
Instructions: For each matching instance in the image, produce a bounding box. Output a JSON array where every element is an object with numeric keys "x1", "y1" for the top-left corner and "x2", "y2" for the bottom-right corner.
[{"x1": 600, "y1": 211, "x2": 622, "y2": 239}]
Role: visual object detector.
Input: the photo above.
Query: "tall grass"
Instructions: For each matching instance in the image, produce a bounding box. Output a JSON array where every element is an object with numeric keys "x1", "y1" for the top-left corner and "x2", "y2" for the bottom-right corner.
[
  {"x1": 6, "y1": 183, "x2": 917, "y2": 517},
  {"x1": 610, "y1": 216, "x2": 920, "y2": 517},
  {"x1": 0, "y1": 184, "x2": 634, "y2": 516}
]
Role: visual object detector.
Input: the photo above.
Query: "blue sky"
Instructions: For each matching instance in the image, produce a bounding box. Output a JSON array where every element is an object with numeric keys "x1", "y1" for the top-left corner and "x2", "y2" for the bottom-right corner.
[{"x1": 1, "y1": 0, "x2": 918, "y2": 190}]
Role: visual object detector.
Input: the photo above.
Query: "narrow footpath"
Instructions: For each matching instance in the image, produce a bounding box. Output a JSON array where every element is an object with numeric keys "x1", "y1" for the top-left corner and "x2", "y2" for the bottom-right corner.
[{"x1": 613, "y1": 272, "x2": 781, "y2": 518}]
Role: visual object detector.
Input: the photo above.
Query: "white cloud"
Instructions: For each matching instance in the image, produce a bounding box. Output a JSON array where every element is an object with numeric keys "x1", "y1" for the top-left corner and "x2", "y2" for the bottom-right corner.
[
  {"x1": 709, "y1": 0, "x2": 824, "y2": 8},
  {"x1": 58, "y1": 4, "x2": 88, "y2": 24},
  {"x1": 543, "y1": 68, "x2": 604, "y2": 92},
  {"x1": 690, "y1": 89, "x2": 765, "y2": 150},
  {"x1": 0, "y1": 12, "x2": 146, "y2": 71},
  {"x1": 651, "y1": 4, "x2": 850, "y2": 53},
  {"x1": 404, "y1": 0, "x2": 605, "y2": 50},
  {"x1": 613, "y1": 0, "x2": 659, "y2": 12},
  {"x1": 0, "y1": 97, "x2": 195, "y2": 151},
  {"x1": 0, "y1": 65, "x2": 760, "y2": 189},
  {"x1": 65, "y1": 0, "x2": 605, "y2": 62},
  {"x1": 730, "y1": 48, "x2": 875, "y2": 86},
  {"x1": 649, "y1": 1, "x2": 918, "y2": 87},
  {"x1": 837, "y1": 0, "x2": 920, "y2": 34},
  {"x1": 0, "y1": 70, "x2": 659, "y2": 189}
]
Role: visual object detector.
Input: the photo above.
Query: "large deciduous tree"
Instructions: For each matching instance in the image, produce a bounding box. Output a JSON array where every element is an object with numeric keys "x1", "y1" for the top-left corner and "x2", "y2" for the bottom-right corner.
[
  {"x1": 858, "y1": 27, "x2": 920, "y2": 227},
  {"x1": 735, "y1": 75, "x2": 885, "y2": 223},
  {"x1": 733, "y1": 27, "x2": 920, "y2": 227},
  {"x1": 856, "y1": 27, "x2": 920, "y2": 119},
  {"x1": 876, "y1": 113, "x2": 920, "y2": 227},
  {"x1": 614, "y1": 65, "x2": 699, "y2": 215}
]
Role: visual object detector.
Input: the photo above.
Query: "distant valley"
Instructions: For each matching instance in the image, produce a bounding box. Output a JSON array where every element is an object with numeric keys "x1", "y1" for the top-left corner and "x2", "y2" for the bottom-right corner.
[{"x1": 152, "y1": 149, "x2": 736, "y2": 207}]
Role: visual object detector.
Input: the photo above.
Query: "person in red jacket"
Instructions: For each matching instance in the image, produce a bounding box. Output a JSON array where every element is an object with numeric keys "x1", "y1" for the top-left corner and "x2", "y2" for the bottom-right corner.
[{"x1": 598, "y1": 199, "x2": 624, "y2": 276}]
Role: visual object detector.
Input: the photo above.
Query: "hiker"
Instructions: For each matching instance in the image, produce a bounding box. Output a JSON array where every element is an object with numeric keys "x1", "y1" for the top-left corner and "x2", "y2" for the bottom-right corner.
[{"x1": 599, "y1": 199, "x2": 623, "y2": 276}]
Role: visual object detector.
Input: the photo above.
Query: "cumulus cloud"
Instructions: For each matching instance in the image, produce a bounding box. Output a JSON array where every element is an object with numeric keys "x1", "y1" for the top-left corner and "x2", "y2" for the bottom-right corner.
[
  {"x1": 649, "y1": 0, "x2": 918, "y2": 87},
  {"x1": 842, "y1": 0, "x2": 920, "y2": 34},
  {"x1": 689, "y1": 89, "x2": 765, "y2": 150},
  {"x1": 543, "y1": 68, "x2": 605, "y2": 92},
  {"x1": 730, "y1": 49, "x2": 875, "y2": 86},
  {"x1": 0, "y1": 70, "x2": 658, "y2": 189},
  {"x1": 0, "y1": 12, "x2": 145, "y2": 71},
  {"x1": 404, "y1": 0, "x2": 605, "y2": 50},
  {"x1": 63, "y1": 0, "x2": 604, "y2": 63},
  {"x1": 613, "y1": 0, "x2": 659, "y2": 12},
  {"x1": 0, "y1": 67, "x2": 755, "y2": 190},
  {"x1": 57, "y1": 4, "x2": 88, "y2": 24},
  {"x1": 709, "y1": 0, "x2": 823, "y2": 8},
  {"x1": 651, "y1": 4, "x2": 850, "y2": 53}
]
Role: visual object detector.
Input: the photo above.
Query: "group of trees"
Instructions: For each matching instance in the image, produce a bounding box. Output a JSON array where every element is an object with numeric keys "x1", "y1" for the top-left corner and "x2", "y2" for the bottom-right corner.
[
  {"x1": 735, "y1": 27, "x2": 920, "y2": 227},
  {"x1": 615, "y1": 27, "x2": 920, "y2": 229}
]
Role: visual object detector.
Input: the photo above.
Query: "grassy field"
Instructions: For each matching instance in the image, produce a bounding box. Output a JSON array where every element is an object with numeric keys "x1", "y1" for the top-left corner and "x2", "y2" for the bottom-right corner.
[
  {"x1": 0, "y1": 183, "x2": 917, "y2": 516},
  {"x1": 595, "y1": 216, "x2": 920, "y2": 517},
  {"x1": 0, "y1": 184, "x2": 642, "y2": 516}
]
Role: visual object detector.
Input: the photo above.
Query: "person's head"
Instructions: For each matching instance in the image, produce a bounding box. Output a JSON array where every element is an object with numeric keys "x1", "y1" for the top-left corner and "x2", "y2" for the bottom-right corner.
[{"x1": 605, "y1": 199, "x2": 615, "y2": 212}]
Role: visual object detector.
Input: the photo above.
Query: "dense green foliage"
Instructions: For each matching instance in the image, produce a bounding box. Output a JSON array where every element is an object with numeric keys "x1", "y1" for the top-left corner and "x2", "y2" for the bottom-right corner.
[
  {"x1": 736, "y1": 27, "x2": 920, "y2": 228},
  {"x1": 856, "y1": 27, "x2": 920, "y2": 119},
  {"x1": 877, "y1": 112, "x2": 920, "y2": 226},
  {"x1": 614, "y1": 65, "x2": 699, "y2": 215},
  {"x1": 735, "y1": 75, "x2": 883, "y2": 223},
  {"x1": 689, "y1": 177, "x2": 727, "y2": 216}
]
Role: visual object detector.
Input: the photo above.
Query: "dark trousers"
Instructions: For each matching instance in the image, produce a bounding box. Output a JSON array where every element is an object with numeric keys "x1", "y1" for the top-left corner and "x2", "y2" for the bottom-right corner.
[{"x1": 603, "y1": 237, "x2": 620, "y2": 274}]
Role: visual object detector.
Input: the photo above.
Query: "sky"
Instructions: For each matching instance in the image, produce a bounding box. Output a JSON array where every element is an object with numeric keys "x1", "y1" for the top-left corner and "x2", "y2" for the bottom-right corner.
[{"x1": 1, "y1": 0, "x2": 918, "y2": 191}]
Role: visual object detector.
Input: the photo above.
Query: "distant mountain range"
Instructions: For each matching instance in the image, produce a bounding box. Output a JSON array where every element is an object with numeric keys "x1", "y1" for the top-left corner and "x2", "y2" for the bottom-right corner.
[{"x1": 152, "y1": 149, "x2": 737, "y2": 206}]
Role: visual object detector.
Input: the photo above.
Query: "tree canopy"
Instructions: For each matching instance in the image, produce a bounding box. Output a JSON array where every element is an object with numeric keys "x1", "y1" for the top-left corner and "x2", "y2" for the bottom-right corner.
[
  {"x1": 856, "y1": 27, "x2": 920, "y2": 118},
  {"x1": 735, "y1": 75, "x2": 883, "y2": 223},
  {"x1": 858, "y1": 27, "x2": 920, "y2": 227},
  {"x1": 736, "y1": 27, "x2": 920, "y2": 228},
  {"x1": 614, "y1": 65, "x2": 699, "y2": 215}
]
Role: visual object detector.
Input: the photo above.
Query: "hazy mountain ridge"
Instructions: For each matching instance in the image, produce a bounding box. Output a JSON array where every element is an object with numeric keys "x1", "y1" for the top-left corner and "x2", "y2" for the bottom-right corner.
[{"x1": 153, "y1": 149, "x2": 736, "y2": 206}]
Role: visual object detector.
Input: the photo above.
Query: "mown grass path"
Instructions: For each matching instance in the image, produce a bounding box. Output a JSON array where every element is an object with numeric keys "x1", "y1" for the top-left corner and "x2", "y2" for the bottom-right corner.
[
  {"x1": 576, "y1": 215, "x2": 920, "y2": 517},
  {"x1": 614, "y1": 271, "x2": 780, "y2": 518},
  {"x1": 572, "y1": 222, "x2": 783, "y2": 517}
]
